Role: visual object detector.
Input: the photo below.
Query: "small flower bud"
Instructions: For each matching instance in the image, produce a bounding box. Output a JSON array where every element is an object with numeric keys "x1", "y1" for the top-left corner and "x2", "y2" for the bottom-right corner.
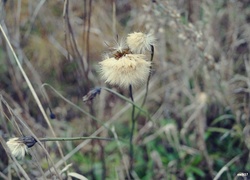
[
  {"x1": 83, "y1": 88, "x2": 101, "y2": 102},
  {"x1": 6, "y1": 136, "x2": 37, "y2": 159},
  {"x1": 21, "y1": 136, "x2": 37, "y2": 148}
]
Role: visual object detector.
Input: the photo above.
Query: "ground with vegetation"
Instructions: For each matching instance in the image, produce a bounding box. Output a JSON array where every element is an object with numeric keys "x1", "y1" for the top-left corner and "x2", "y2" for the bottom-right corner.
[{"x1": 0, "y1": 0, "x2": 250, "y2": 179}]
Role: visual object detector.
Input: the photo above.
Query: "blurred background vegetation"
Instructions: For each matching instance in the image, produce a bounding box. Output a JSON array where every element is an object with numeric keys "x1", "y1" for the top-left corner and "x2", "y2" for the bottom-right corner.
[{"x1": 0, "y1": 0, "x2": 250, "y2": 179}]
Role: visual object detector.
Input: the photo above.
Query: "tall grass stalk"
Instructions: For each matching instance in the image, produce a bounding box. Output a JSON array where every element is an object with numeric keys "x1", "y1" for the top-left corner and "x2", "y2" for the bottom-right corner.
[{"x1": 0, "y1": 24, "x2": 67, "y2": 176}]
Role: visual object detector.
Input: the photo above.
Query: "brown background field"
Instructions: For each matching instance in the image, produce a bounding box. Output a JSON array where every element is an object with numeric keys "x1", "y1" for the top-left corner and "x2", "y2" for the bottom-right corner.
[{"x1": 0, "y1": 0, "x2": 250, "y2": 179}]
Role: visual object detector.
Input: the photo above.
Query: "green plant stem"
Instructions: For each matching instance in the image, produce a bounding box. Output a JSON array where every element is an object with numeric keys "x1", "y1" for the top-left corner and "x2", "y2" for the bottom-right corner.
[
  {"x1": 129, "y1": 84, "x2": 135, "y2": 178},
  {"x1": 127, "y1": 46, "x2": 154, "y2": 178},
  {"x1": 135, "y1": 45, "x2": 154, "y2": 121},
  {"x1": 141, "y1": 45, "x2": 154, "y2": 107},
  {"x1": 39, "y1": 136, "x2": 113, "y2": 142}
]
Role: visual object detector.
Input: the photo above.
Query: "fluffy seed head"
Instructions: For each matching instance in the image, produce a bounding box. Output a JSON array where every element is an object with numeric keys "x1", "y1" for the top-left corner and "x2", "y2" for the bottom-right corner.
[
  {"x1": 126, "y1": 32, "x2": 155, "y2": 53},
  {"x1": 7, "y1": 138, "x2": 28, "y2": 159},
  {"x1": 99, "y1": 54, "x2": 151, "y2": 88}
]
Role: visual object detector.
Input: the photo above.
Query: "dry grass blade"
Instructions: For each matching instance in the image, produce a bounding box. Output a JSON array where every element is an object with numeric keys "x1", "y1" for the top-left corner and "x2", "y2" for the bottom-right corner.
[{"x1": 0, "y1": 24, "x2": 65, "y2": 179}]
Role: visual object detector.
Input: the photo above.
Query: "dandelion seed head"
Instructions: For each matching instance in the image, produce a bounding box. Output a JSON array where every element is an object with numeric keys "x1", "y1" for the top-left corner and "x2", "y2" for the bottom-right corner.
[
  {"x1": 7, "y1": 138, "x2": 28, "y2": 159},
  {"x1": 99, "y1": 54, "x2": 151, "y2": 88},
  {"x1": 126, "y1": 32, "x2": 155, "y2": 53}
]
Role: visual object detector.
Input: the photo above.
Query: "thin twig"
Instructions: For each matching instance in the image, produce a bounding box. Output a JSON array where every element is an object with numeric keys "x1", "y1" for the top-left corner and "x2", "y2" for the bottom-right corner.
[
  {"x1": 63, "y1": 0, "x2": 88, "y2": 80},
  {"x1": 85, "y1": 0, "x2": 92, "y2": 75},
  {"x1": 39, "y1": 136, "x2": 113, "y2": 142},
  {"x1": 63, "y1": 0, "x2": 70, "y2": 62}
]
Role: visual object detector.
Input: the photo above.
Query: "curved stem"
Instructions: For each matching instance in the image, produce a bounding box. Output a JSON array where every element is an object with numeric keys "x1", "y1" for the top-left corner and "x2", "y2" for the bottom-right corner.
[
  {"x1": 135, "y1": 45, "x2": 154, "y2": 121},
  {"x1": 141, "y1": 45, "x2": 154, "y2": 107}
]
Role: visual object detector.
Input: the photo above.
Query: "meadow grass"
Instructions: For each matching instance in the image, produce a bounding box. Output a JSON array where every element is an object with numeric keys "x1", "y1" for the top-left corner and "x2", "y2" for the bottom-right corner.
[{"x1": 0, "y1": 0, "x2": 250, "y2": 179}]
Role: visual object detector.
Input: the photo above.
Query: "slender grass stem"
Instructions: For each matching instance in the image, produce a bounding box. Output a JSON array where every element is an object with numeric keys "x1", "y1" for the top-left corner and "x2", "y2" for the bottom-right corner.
[
  {"x1": 85, "y1": 0, "x2": 92, "y2": 75},
  {"x1": 0, "y1": 24, "x2": 64, "y2": 179},
  {"x1": 129, "y1": 84, "x2": 135, "y2": 178}
]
